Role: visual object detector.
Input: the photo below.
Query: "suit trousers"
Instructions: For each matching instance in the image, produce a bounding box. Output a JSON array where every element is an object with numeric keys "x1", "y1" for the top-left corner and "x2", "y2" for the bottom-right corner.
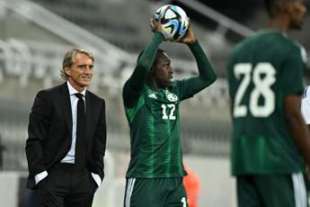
[{"x1": 37, "y1": 163, "x2": 97, "y2": 207}]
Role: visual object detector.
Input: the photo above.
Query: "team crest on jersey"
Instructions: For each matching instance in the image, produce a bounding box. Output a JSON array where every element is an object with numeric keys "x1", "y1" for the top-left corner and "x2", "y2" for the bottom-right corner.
[
  {"x1": 165, "y1": 90, "x2": 178, "y2": 102},
  {"x1": 148, "y1": 93, "x2": 158, "y2": 99}
]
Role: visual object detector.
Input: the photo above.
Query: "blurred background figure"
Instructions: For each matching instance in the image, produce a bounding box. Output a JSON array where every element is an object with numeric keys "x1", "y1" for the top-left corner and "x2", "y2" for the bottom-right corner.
[
  {"x1": 183, "y1": 165, "x2": 201, "y2": 207},
  {"x1": 227, "y1": 0, "x2": 309, "y2": 207}
]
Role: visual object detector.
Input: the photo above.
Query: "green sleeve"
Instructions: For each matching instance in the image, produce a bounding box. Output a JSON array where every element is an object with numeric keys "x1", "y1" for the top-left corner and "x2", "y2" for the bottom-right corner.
[
  {"x1": 177, "y1": 41, "x2": 217, "y2": 100},
  {"x1": 281, "y1": 47, "x2": 304, "y2": 96},
  {"x1": 123, "y1": 32, "x2": 164, "y2": 107}
]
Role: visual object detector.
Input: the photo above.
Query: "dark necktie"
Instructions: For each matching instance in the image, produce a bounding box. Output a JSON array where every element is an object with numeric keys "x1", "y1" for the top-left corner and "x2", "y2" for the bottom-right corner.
[{"x1": 75, "y1": 93, "x2": 86, "y2": 166}]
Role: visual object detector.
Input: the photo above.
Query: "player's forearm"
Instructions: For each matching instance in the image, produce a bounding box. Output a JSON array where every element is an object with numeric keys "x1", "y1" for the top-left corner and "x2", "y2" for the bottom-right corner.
[
  {"x1": 124, "y1": 32, "x2": 164, "y2": 99},
  {"x1": 189, "y1": 41, "x2": 217, "y2": 85},
  {"x1": 129, "y1": 32, "x2": 164, "y2": 85},
  {"x1": 138, "y1": 32, "x2": 164, "y2": 70},
  {"x1": 123, "y1": 32, "x2": 164, "y2": 106}
]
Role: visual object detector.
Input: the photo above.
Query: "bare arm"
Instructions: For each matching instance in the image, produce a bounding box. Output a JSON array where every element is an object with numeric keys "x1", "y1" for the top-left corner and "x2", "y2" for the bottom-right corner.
[{"x1": 285, "y1": 95, "x2": 310, "y2": 166}]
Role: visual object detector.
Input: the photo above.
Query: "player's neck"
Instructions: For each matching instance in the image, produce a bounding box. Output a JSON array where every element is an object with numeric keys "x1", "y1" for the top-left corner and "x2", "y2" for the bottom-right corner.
[
  {"x1": 267, "y1": 15, "x2": 290, "y2": 33},
  {"x1": 147, "y1": 78, "x2": 159, "y2": 90},
  {"x1": 148, "y1": 78, "x2": 167, "y2": 91}
]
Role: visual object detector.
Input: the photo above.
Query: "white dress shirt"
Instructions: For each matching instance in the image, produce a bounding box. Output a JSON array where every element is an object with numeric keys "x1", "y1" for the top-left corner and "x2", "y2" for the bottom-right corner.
[
  {"x1": 61, "y1": 82, "x2": 86, "y2": 163},
  {"x1": 35, "y1": 82, "x2": 101, "y2": 187}
]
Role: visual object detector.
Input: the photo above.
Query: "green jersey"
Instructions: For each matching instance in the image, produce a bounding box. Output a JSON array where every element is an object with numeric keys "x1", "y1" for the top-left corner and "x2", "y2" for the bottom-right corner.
[
  {"x1": 123, "y1": 32, "x2": 216, "y2": 178},
  {"x1": 227, "y1": 31, "x2": 306, "y2": 175}
]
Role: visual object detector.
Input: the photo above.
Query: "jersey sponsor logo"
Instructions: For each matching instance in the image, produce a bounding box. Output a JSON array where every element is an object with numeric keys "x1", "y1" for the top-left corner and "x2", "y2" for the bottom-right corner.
[
  {"x1": 165, "y1": 90, "x2": 178, "y2": 102},
  {"x1": 148, "y1": 93, "x2": 158, "y2": 99}
]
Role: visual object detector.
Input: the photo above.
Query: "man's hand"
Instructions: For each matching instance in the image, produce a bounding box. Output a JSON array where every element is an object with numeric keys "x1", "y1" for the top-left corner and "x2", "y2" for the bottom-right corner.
[
  {"x1": 150, "y1": 18, "x2": 162, "y2": 33},
  {"x1": 178, "y1": 24, "x2": 197, "y2": 45}
]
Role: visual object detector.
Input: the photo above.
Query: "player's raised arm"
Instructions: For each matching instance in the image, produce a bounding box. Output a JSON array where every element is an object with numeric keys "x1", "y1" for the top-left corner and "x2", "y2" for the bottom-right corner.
[
  {"x1": 185, "y1": 26, "x2": 216, "y2": 85},
  {"x1": 123, "y1": 20, "x2": 164, "y2": 107},
  {"x1": 175, "y1": 25, "x2": 217, "y2": 99}
]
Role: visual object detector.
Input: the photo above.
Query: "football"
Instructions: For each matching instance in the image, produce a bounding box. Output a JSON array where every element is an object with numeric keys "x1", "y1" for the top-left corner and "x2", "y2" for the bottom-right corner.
[{"x1": 153, "y1": 4, "x2": 189, "y2": 41}]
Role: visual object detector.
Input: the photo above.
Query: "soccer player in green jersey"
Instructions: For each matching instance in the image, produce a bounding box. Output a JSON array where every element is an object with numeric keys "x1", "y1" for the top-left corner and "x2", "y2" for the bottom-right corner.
[
  {"x1": 122, "y1": 20, "x2": 217, "y2": 207},
  {"x1": 227, "y1": 0, "x2": 310, "y2": 207}
]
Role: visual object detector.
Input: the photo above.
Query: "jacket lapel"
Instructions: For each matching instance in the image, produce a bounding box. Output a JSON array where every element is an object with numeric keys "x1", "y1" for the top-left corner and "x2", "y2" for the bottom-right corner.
[
  {"x1": 61, "y1": 83, "x2": 73, "y2": 136},
  {"x1": 85, "y1": 91, "x2": 94, "y2": 139}
]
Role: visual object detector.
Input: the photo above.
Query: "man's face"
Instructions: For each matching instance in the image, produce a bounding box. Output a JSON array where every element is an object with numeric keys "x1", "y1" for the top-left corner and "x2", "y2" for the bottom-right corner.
[
  {"x1": 153, "y1": 54, "x2": 173, "y2": 88},
  {"x1": 288, "y1": 0, "x2": 307, "y2": 29},
  {"x1": 65, "y1": 53, "x2": 94, "y2": 91}
]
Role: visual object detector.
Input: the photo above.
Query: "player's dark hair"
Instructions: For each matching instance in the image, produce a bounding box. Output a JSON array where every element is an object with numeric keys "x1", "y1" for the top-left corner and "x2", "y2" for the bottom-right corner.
[
  {"x1": 153, "y1": 48, "x2": 167, "y2": 68},
  {"x1": 146, "y1": 48, "x2": 169, "y2": 86},
  {"x1": 149, "y1": 48, "x2": 167, "y2": 72}
]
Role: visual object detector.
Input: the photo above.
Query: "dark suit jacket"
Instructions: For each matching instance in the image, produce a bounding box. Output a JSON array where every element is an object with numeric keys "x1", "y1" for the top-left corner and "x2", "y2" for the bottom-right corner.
[{"x1": 25, "y1": 83, "x2": 106, "y2": 189}]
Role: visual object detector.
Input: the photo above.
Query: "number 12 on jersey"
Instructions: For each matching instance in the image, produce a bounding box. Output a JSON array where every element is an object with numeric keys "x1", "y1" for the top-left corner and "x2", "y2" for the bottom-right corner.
[
  {"x1": 233, "y1": 63, "x2": 276, "y2": 118},
  {"x1": 161, "y1": 104, "x2": 176, "y2": 120}
]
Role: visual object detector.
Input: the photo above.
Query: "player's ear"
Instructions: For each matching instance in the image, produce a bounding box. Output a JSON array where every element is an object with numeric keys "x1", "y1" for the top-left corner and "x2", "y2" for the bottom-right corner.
[{"x1": 64, "y1": 67, "x2": 71, "y2": 77}]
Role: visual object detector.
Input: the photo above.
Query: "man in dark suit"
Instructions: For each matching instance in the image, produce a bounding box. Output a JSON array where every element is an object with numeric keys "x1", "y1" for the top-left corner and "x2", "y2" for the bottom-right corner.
[{"x1": 25, "y1": 48, "x2": 107, "y2": 207}]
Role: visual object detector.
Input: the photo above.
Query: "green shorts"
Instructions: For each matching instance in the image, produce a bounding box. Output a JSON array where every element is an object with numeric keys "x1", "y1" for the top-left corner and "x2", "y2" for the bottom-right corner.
[
  {"x1": 237, "y1": 173, "x2": 307, "y2": 207},
  {"x1": 124, "y1": 177, "x2": 188, "y2": 207}
]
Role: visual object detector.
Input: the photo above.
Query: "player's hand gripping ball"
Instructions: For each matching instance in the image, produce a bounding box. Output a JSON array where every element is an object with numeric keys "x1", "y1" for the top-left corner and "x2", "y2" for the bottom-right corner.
[{"x1": 153, "y1": 4, "x2": 189, "y2": 41}]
